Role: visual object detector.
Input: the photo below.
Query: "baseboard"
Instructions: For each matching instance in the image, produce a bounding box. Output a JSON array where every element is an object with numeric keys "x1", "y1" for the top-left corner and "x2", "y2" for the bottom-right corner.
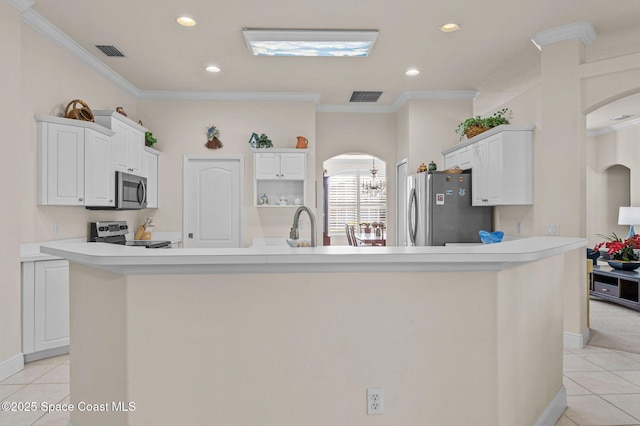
[
  {"x1": 564, "y1": 328, "x2": 590, "y2": 349},
  {"x1": 24, "y1": 346, "x2": 69, "y2": 363},
  {"x1": 534, "y1": 385, "x2": 567, "y2": 426},
  {"x1": 0, "y1": 353, "x2": 24, "y2": 382}
]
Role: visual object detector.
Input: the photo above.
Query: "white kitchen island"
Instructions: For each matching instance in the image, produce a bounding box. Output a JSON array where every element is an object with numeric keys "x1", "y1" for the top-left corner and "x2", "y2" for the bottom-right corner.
[{"x1": 41, "y1": 236, "x2": 585, "y2": 426}]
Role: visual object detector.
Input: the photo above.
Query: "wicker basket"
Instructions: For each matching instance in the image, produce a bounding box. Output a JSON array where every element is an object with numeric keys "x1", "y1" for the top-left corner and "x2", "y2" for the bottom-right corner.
[
  {"x1": 444, "y1": 168, "x2": 464, "y2": 174},
  {"x1": 465, "y1": 125, "x2": 490, "y2": 139}
]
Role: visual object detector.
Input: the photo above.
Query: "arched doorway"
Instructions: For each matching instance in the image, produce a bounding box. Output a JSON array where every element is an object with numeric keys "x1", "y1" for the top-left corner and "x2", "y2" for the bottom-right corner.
[
  {"x1": 322, "y1": 154, "x2": 387, "y2": 246},
  {"x1": 586, "y1": 94, "x2": 640, "y2": 352}
]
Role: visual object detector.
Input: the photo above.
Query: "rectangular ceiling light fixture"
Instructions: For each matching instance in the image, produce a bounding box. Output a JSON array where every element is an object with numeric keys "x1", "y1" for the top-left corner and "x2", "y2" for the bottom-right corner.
[{"x1": 242, "y1": 28, "x2": 378, "y2": 57}]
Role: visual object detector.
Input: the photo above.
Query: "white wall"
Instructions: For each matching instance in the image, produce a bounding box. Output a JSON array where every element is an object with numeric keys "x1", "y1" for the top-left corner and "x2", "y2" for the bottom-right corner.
[
  {"x1": 137, "y1": 100, "x2": 316, "y2": 247},
  {"x1": 0, "y1": 1, "x2": 24, "y2": 376},
  {"x1": 316, "y1": 113, "x2": 396, "y2": 243},
  {"x1": 20, "y1": 24, "x2": 140, "y2": 243}
]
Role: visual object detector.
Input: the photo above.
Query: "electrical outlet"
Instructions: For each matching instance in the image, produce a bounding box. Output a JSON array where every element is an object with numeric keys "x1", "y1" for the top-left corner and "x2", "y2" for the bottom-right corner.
[
  {"x1": 367, "y1": 387, "x2": 383, "y2": 415},
  {"x1": 53, "y1": 224, "x2": 61, "y2": 237},
  {"x1": 545, "y1": 223, "x2": 559, "y2": 235}
]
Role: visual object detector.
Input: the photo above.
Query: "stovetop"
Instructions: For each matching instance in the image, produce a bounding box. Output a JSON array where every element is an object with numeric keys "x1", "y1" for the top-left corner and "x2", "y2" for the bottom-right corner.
[{"x1": 88, "y1": 221, "x2": 171, "y2": 248}]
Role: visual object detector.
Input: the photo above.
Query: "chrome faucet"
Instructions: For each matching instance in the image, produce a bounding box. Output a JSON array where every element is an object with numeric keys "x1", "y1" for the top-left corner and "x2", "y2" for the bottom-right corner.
[{"x1": 289, "y1": 206, "x2": 317, "y2": 247}]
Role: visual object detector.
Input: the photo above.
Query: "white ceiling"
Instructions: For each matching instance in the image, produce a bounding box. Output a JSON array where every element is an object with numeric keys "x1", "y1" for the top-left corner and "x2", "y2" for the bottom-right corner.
[{"x1": 23, "y1": 0, "x2": 640, "y2": 129}]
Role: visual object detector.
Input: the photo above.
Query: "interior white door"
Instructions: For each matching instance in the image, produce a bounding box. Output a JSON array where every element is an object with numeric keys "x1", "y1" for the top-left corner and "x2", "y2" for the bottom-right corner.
[
  {"x1": 396, "y1": 159, "x2": 408, "y2": 246},
  {"x1": 184, "y1": 156, "x2": 243, "y2": 248}
]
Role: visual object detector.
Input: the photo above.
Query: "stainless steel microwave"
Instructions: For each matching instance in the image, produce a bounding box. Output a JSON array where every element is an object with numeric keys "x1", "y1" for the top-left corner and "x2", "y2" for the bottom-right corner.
[
  {"x1": 116, "y1": 171, "x2": 147, "y2": 210},
  {"x1": 88, "y1": 171, "x2": 147, "y2": 210}
]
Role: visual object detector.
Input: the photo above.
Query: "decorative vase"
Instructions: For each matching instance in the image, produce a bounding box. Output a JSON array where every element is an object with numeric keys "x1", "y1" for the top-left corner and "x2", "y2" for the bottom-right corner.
[
  {"x1": 607, "y1": 260, "x2": 640, "y2": 271},
  {"x1": 296, "y1": 136, "x2": 308, "y2": 149}
]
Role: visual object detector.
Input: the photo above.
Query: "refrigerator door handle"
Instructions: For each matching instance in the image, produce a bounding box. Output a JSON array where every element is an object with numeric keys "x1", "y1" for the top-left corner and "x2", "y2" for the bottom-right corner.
[{"x1": 408, "y1": 187, "x2": 417, "y2": 245}]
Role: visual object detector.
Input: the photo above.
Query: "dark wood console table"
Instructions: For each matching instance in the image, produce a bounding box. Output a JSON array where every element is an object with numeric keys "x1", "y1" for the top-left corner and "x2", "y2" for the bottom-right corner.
[{"x1": 591, "y1": 266, "x2": 640, "y2": 311}]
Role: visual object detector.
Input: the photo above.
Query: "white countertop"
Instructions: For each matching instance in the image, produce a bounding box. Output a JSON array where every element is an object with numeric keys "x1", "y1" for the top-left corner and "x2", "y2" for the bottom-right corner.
[{"x1": 40, "y1": 236, "x2": 586, "y2": 275}]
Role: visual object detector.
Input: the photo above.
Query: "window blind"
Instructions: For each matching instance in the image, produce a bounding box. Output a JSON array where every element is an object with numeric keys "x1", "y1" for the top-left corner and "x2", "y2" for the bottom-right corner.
[{"x1": 327, "y1": 170, "x2": 386, "y2": 235}]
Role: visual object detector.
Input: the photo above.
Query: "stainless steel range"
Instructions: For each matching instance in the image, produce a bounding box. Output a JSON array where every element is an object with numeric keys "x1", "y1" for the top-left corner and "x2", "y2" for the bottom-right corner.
[{"x1": 88, "y1": 221, "x2": 171, "y2": 248}]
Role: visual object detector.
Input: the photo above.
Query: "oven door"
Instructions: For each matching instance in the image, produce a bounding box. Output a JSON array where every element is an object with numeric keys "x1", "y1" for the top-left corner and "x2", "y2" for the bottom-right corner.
[{"x1": 117, "y1": 172, "x2": 147, "y2": 210}]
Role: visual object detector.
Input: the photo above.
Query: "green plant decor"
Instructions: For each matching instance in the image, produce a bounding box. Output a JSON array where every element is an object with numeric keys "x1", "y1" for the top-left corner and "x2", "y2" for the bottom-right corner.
[
  {"x1": 455, "y1": 108, "x2": 512, "y2": 140},
  {"x1": 256, "y1": 133, "x2": 273, "y2": 148},
  {"x1": 145, "y1": 131, "x2": 157, "y2": 147}
]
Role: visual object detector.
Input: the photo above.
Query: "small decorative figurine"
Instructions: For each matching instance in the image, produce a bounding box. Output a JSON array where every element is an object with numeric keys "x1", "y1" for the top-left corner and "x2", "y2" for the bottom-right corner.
[
  {"x1": 116, "y1": 107, "x2": 127, "y2": 117},
  {"x1": 205, "y1": 125, "x2": 223, "y2": 150},
  {"x1": 260, "y1": 194, "x2": 269, "y2": 205},
  {"x1": 428, "y1": 161, "x2": 437, "y2": 171},
  {"x1": 418, "y1": 163, "x2": 428, "y2": 173}
]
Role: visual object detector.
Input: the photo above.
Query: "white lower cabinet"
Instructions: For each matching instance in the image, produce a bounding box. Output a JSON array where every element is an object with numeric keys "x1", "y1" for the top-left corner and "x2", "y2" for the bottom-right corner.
[{"x1": 22, "y1": 259, "x2": 70, "y2": 362}]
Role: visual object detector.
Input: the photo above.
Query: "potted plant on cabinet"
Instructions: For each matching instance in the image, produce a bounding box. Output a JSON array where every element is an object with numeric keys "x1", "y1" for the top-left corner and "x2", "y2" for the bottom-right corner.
[{"x1": 455, "y1": 108, "x2": 512, "y2": 140}]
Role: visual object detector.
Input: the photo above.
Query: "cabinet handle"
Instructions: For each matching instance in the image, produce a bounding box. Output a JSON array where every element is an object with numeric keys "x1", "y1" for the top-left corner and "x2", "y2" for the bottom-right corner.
[
  {"x1": 79, "y1": 197, "x2": 84, "y2": 202},
  {"x1": 600, "y1": 288, "x2": 609, "y2": 292}
]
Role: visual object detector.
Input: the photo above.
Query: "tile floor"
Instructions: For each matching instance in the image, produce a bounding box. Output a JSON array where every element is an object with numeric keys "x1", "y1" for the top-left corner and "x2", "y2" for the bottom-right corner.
[
  {"x1": 0, "y1": 354, "x2": 70, "y2": 426},
  {"x1": 1, "y1": 347, "x2": 640, "y2": 425}
]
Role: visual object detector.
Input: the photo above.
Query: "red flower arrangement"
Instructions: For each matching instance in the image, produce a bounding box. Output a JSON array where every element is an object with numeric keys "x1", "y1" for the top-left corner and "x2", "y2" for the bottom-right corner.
[{"x1": 593, "y1": 233, "x2": 640, "y2": 261}]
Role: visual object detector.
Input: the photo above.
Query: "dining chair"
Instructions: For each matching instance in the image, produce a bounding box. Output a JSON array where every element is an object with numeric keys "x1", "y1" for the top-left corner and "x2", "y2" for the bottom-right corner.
[
  {"x1": 345, "y1": 224, "x2": 355, "y2": 246},
  {"x1": 348, "y1": 225, "x2": 362, "y2": 247}
]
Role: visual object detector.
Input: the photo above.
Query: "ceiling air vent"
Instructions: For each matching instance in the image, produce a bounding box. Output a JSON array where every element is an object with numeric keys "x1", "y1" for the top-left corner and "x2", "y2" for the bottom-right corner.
[
  {"x1": 349, "y1": 91, "x2": 383, "y2": 103},
  {"x1": 94, "y1": 44, "x2": 126, "y2": 58}
]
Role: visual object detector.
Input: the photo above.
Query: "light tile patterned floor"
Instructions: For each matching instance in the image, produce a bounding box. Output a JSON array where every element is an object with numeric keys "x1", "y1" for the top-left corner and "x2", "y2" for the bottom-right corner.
[
  {"x1": 1, "y1": 347, "x2": 640, "y2": 425},
  {"x1": 559, "y1": 345, "x2": 640, "y2": 426},
  {"x1": 0, "y1": 354, "x2": 70, "y2": 426}
]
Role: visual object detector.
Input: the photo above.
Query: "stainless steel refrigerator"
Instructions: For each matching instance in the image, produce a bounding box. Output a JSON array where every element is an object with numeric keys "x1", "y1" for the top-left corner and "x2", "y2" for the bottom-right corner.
[{"x1": 407, "y1": 171, "x2": 492, "y2": 246}]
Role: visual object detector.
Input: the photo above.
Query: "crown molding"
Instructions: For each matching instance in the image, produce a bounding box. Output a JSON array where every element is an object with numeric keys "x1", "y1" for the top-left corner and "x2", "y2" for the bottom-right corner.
[
  {"x1": 318, "y1": 90, "x2": 478, "y2": 113},
  {"x1": 6, "y1": 0, "x2": 34, "y2": 13},
  {"x1": 587, "y1": 116, "x2": 640, "y2": 137},
  {"x1": 15, "y1": 6, "x2": 140, "y2": 97},
  {"x1": 10, "y1": 6, "x2": 478, "y2": 112},
  {"x1": 391, "y1": 90, "x2": 478, "y2": 111},
  {"x1": 138, "y1": 91, "x2": 321, "y2": 103},
  {"x1": 531, "y1": 22, "x2": 597, "y2": 51}
]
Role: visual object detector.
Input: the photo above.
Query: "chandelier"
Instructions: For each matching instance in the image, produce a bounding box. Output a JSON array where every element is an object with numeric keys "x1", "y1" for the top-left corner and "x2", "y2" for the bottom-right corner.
[{"x1": 361, "y1": 157, "x2": 385, "y2": 197}]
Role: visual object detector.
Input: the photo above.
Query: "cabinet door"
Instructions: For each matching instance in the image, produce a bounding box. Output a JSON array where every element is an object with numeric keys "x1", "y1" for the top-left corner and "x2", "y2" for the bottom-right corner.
[
  {"x1": 34, "y1": 260, "x2": 69, "y2": 352},
  {"x1": 111, "y1": 119, "x2": 130, "y2": 173},
  {"x1": 472, "y1": 142, "x2": 487, "y2": 205},
  {"x1": 458, "y1": 147, "x2": 473, "y2": 170},
  {"x1": 84, "y1": 129, "x2": 115, "y2": 207},
  {"x1": 484, "y1": 135, "x2": 503, "y2": 204},
  {"x1": 144, "y1": 150, "x2": 159, "y2": 208},
  {"x1": 126, "y1": 127, "x2": 144, "y2": 174},
  {"x1": 444, "y1": 152, "x2": 458, "y2": 170},
  {"x1": 45, "y1": 123, "x2": 85, "y2": 205},
  {"x1": 279, "y1": 153, "x2": 305, "y2": 180},
  {"x1": 255, "y1": 153, "x2": 281, "y2": 179}
]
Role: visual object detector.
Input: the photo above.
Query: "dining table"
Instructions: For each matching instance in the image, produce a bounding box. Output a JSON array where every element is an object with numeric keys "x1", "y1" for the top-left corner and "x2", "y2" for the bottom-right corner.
[{"x1": 355, "y1": 232, "x2": 386, "y2": 246}]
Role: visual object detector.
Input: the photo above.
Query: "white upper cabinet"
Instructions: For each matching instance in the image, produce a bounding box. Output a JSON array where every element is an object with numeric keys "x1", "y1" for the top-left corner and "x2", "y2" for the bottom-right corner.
[
  {"x1": 444, "y1": 145, "x2": 472, "y2": 171},
  {"x1": 36, "y1": 116, "x2": 115, "y2": 207},
  {"x1": 142, "y1": 147, "x2": 159, "y2": 209},
  {"x1": 252, "y1": 149, "x2": 307, "y2": 207},
  {"x1": 84, "y1": 129, "x2": 115, "y2": 207},
  {"x1": 93, "y1": 110, "x2": 146, "y2": 175},
  {"x1": 442, "y1": 125, "x2": 534, "y2": 206},
  {"x1": 255, "y1": 152, "x2": 306, "y2": 180}
]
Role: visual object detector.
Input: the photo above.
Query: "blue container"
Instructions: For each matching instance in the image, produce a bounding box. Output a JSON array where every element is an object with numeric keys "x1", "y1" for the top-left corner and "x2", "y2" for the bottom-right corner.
[{"x1": 479, "y1": 230, "x2": 504, "y2": 244}]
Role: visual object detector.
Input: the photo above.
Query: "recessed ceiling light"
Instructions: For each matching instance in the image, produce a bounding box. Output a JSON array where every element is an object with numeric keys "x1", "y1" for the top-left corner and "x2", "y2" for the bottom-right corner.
[
  {"x1": 205, "y1": 65, "x2": 221, "y2": 73},
  {"x1": 176, "y1": 16, "x2": 196, "y2": 27},
  {"x1": 439, "y1": 23, "x2": 460, "y2": 33},
  {"x1": 406, "y1": 68, "x2": 420, "y2": 76},
  {"x1": 242, "y1": 29, "x2": 378, "y2": 57}
]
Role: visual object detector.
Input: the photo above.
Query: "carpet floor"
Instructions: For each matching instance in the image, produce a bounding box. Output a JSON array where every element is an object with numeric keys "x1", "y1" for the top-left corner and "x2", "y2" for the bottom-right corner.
[{"x1": 588, "y1": 298, "x2": 640, "y2": 354}]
